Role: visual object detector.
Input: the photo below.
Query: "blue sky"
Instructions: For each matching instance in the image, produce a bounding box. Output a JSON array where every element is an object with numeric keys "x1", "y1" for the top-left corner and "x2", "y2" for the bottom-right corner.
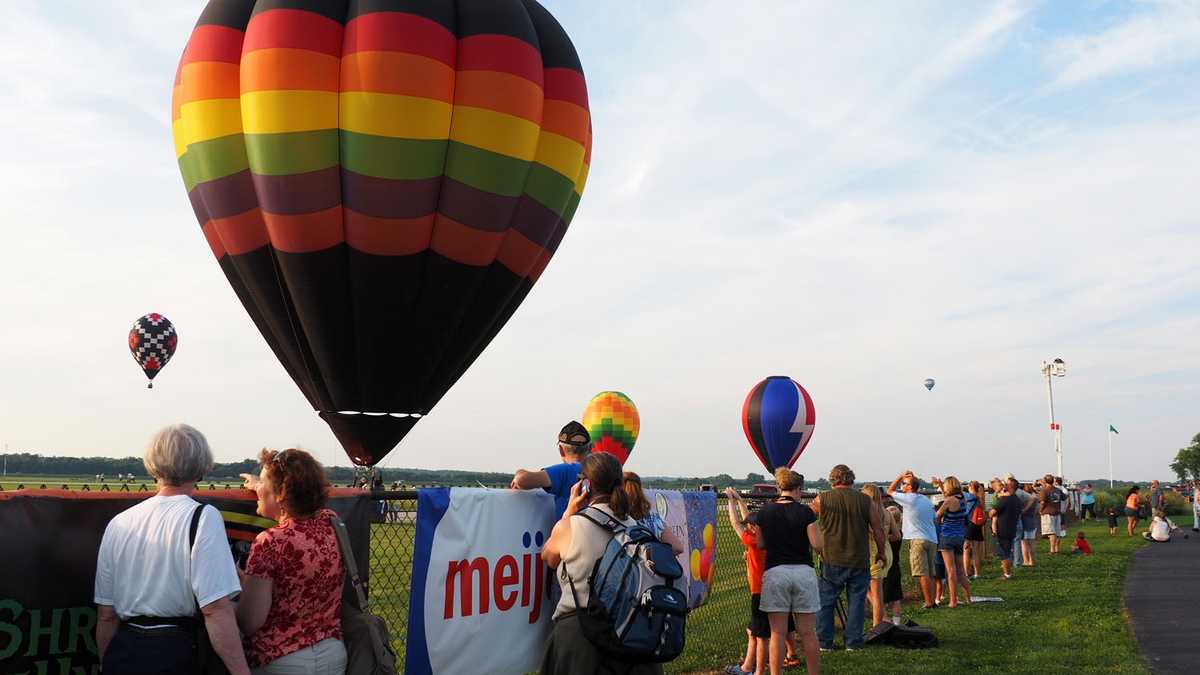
[{"x1": 0, "y1": 1, "x2": 1197, "y2": 482}]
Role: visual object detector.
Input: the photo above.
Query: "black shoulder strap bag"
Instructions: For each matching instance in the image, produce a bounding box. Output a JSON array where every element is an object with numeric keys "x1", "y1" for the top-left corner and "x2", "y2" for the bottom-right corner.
[
  {"x1": 188, "y1": 503, "x2": 230, "y2": 675},
  {"x1": 329, "y1": 512, "x2": 398, "y2": 675}
]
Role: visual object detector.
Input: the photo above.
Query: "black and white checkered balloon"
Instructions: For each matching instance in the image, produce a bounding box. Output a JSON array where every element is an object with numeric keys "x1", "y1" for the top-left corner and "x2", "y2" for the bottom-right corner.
[{"x1": 129, "y1": 313, "x2": 177, "y2": 388}]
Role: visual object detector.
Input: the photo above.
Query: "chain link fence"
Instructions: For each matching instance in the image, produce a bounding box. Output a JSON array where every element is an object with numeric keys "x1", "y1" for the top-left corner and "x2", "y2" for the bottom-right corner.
[{"x1": 362, "y1": 490, "x2": 795, "y2": 674}]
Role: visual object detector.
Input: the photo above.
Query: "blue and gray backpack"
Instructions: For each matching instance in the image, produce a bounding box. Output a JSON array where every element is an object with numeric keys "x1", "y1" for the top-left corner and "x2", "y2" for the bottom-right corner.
[{"x1": 566, "y1": 507, "x2": 689, "y2": 663}]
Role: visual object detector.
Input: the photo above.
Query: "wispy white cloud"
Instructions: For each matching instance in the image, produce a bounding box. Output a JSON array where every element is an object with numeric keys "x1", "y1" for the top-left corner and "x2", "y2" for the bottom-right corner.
[
  {"x1": 1048, "y1": 0, "x2": 1200, "y2": 86},
  {"x1": 0, "y1": 1, "x2": 1196, "y2": 484}
]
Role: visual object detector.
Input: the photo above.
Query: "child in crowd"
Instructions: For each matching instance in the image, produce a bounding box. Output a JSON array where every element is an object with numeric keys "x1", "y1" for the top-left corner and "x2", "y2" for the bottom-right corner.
[
  {"x1": 724, "y1": 489, "x2": 798, "y2": 675},
  {"x1": 1106, "y1": 506, "x2": 1119, "y2": 536},
  {"x1": 933, "y1": 528, "x2": 947, "y2": 605},
  {"x1": 1071, "y1": 531, "x2": 1092, "y2": 555}
]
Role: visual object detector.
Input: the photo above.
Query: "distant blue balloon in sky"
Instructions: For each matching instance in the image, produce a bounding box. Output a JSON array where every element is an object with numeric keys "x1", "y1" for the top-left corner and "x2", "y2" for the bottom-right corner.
[{"x1": 924, "y1": 378, "x2": 936, "y2": 391}]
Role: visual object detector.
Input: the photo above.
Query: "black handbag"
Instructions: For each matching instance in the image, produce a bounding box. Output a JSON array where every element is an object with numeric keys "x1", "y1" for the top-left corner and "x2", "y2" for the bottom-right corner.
[
  {"x1": 188, "y1": 504, "x2": 230, "y2": 675},
  {"x1": 329, "y1": 513, "x2": 398, "y2": 675}
]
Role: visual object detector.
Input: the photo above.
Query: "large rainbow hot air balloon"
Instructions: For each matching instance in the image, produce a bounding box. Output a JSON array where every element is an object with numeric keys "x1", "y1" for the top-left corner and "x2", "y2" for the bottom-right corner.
[
  {"x1": 173, "y1": 0, "x2": 591, "y2": 465},
  {"x1": 741, "y1": 376, "x2": 816, "y2": 473},
  {"x1": 582, "y1": 391, "x2": 639, "y2": 465}
]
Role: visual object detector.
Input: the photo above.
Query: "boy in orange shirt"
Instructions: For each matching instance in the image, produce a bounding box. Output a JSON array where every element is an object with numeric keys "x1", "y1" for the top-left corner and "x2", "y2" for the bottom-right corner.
[{"x1": 725, "y1": 489, "x2": 797, "y2": 675}]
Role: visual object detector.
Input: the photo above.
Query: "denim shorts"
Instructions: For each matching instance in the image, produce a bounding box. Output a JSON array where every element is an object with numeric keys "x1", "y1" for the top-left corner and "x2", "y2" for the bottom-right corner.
[
  {"x1": 938, "y1": 537, "x2": 965, "y2": 553},
  {"x1": 994, "y1": 537, "x2": 1013, "y2": 560}
]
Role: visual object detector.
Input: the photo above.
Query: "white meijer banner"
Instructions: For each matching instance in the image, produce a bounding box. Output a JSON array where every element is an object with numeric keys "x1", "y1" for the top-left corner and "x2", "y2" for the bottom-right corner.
[
  {"x1": 405, "y1": 488, "x2": 556, "y2": 675},
  {"x1": 404, "y1": 488, "x2": 717, "y2": 673}
]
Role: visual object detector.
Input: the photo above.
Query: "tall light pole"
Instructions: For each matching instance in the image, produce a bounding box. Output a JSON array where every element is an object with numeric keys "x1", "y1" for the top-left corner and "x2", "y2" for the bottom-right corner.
[{"x1": 1041, "y1": 359, "x2": 1066, "y2": 478}]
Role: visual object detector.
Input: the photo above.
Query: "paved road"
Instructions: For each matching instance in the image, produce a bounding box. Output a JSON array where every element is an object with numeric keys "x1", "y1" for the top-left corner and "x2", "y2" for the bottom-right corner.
[{"x1": 1124, "y1": 525, "x2": 1200, "y2": 674}]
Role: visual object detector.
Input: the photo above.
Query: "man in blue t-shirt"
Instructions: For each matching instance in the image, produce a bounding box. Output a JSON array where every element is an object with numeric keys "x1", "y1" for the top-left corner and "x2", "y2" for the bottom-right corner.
[{"x1": 510, "y1": 421, "x2": 592, "y2": 518}]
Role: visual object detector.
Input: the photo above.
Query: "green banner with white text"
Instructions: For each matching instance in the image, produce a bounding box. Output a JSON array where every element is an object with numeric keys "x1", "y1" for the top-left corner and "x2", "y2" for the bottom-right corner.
[{"x1": 0, "y1": 490, "x2": 372, "y2": 674}]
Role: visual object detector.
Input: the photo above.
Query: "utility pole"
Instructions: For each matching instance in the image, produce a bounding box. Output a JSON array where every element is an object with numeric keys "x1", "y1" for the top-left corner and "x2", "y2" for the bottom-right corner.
[
  {"x1": 1107, "y1": 430, "x2": 1113, "y2": 489},
  {"x1": 1041, "y1": 359, "x2": 1066, "y2": 478}
]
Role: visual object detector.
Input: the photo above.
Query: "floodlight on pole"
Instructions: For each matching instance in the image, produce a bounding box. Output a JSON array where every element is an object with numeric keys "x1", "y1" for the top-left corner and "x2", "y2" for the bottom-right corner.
[{"x1": 1041, "y1": 358, "x2": 1066, "y2": 478}]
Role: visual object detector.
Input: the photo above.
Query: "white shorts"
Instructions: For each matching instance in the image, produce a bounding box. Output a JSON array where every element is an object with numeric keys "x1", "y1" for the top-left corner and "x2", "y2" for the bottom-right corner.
[
  {"x1": 1041, "y1": 514, "x2": 1062, "y2": 536},
  {"x1": 760, "y1": 564, "x2": 819, "y2": 614}
]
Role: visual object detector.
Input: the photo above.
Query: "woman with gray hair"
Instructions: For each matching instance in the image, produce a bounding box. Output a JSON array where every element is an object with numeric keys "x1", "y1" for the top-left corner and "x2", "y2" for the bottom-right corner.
[{"x1": 94, "y1": 424, "x2": 249, "y2": 675}]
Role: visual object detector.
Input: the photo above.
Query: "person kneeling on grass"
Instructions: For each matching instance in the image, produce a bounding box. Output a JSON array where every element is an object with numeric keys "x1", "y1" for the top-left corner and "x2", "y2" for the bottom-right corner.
[
  {"x1": 724, "y1": 488, "x2": 799, "y2": 675},
  {"x1": 1142, "y1": 510, "x2": 1174, "y2": 542},
  {"x1": 1071, "y1": 531, "x2": 1092, "y2": 555}
]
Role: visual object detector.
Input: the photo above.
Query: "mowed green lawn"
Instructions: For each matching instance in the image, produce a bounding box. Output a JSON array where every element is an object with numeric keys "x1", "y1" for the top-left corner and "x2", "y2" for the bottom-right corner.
[{"x1": 669, "y1": 517, "x2": 1150, "y2": 674}]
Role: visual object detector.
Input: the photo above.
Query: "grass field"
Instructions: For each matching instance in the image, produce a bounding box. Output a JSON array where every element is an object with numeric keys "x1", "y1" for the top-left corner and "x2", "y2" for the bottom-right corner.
[{"x1": 670, "y1": 516, "x2": 1150, "y2": 674}]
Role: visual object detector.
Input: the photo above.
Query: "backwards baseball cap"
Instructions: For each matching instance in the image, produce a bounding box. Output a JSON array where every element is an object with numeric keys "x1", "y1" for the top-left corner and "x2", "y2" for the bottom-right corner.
[{"x1": 558, "y1": 421, "x2": 591, "y2": 447}]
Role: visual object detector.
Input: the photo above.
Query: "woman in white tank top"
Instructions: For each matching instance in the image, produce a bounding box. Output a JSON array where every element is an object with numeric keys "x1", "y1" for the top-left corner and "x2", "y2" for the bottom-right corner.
[{"x1": 538, "y1": 452, "x2": 662, "y2": 675}]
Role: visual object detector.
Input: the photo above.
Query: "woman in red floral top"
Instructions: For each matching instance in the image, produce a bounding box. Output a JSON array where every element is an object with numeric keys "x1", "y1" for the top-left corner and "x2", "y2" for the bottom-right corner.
[{"x1": 237, "y1": 448, "x2": 345, "y2": 673}]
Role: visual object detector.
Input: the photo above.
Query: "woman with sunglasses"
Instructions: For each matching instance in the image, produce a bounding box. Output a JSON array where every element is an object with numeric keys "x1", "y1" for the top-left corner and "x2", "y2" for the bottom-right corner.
[{"x1": 238, "y1": 449, "x2": 346, "y2": 674}]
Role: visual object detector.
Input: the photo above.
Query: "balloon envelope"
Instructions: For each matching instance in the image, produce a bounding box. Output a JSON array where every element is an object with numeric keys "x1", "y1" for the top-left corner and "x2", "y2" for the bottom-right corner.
[
  {"x1": 173, "y1": 0, "x2": 592, "y2": 465},
  {"x1": 924, "y1": 378, "x2": 935, "y2": 391},
  {"x1": 741, "y1": 376, "x2": 816, "y2": 474},
  {"x1": 582, "y1": 391, "x2": 639, "y2": 465},
  {"x1": 129, "y1": 313, "x2": 178, "y2": 387}
]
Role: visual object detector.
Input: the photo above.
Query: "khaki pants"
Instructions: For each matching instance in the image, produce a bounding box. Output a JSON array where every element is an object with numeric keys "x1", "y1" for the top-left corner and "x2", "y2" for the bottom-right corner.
[{"x1": 252, "y1": 638, "x2": 346, "y2": 675}]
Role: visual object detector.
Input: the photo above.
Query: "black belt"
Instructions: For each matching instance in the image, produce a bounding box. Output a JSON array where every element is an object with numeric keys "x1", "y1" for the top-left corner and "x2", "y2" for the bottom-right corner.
[{"x1": 125, "y1": 616, "x2": 198, "y2": 630}]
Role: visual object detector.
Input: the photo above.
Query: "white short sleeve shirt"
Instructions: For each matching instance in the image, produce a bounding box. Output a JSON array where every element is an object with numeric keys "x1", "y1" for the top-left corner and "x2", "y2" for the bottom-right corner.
[
  {"x1": 95, "y1": 494, "x2": 241, "y2": 619},
  {"x1": 890, "y1": 491, "x2": 938, "y2": 542}
]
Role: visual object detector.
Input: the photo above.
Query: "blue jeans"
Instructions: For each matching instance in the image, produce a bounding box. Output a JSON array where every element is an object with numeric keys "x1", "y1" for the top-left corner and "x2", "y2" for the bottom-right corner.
[
  {"x1": 817, "y1": 563, "x2": 870, "y2": 648},
  {"x1": 1012, "y1": 519, "x2": 1023, "y2": 566}
]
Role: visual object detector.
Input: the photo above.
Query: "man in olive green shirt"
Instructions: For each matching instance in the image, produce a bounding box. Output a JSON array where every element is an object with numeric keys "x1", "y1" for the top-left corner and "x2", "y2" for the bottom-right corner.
[{"x1": 811, "y1": 464, "x2": 885, "y2": 650}]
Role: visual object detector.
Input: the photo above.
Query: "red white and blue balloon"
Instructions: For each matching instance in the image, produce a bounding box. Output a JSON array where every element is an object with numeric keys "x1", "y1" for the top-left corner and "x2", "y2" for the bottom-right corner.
[
  {"x1": 741, "y1": 376, "x2": 816, "y2": 473},
  {"x1": 129, "y1": 313, "x2": 178, "y2": 389}
]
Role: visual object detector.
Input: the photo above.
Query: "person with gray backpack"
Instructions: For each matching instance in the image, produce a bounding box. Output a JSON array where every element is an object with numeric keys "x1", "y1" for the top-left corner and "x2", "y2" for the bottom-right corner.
[{"x1": 539, "y1": 452, "x2": 686, "y2": 674}]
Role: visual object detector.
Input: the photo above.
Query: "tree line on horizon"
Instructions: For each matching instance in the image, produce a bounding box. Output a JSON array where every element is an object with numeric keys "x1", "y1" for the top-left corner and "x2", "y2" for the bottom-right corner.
[{"x1": 4, "y1": 449, "x2": 1196, "y2": 490}]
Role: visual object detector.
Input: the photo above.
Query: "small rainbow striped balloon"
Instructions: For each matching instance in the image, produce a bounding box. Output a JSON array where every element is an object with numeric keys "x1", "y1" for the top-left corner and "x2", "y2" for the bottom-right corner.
[{"x1": 582, "y1": 391, "x2": 640, "y2": 465}]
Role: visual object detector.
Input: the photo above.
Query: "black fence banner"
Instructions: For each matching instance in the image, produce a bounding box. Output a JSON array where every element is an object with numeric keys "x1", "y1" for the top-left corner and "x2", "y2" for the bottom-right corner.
[{"x1": 0, "y1": 489, "x2": 372, "y2": 675}]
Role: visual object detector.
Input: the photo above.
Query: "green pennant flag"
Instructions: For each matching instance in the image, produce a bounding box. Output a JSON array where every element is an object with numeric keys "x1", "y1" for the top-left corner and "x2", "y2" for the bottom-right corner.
[{"x1": 1109, "y1": 425, "x2": 1119, "y2": 434}]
